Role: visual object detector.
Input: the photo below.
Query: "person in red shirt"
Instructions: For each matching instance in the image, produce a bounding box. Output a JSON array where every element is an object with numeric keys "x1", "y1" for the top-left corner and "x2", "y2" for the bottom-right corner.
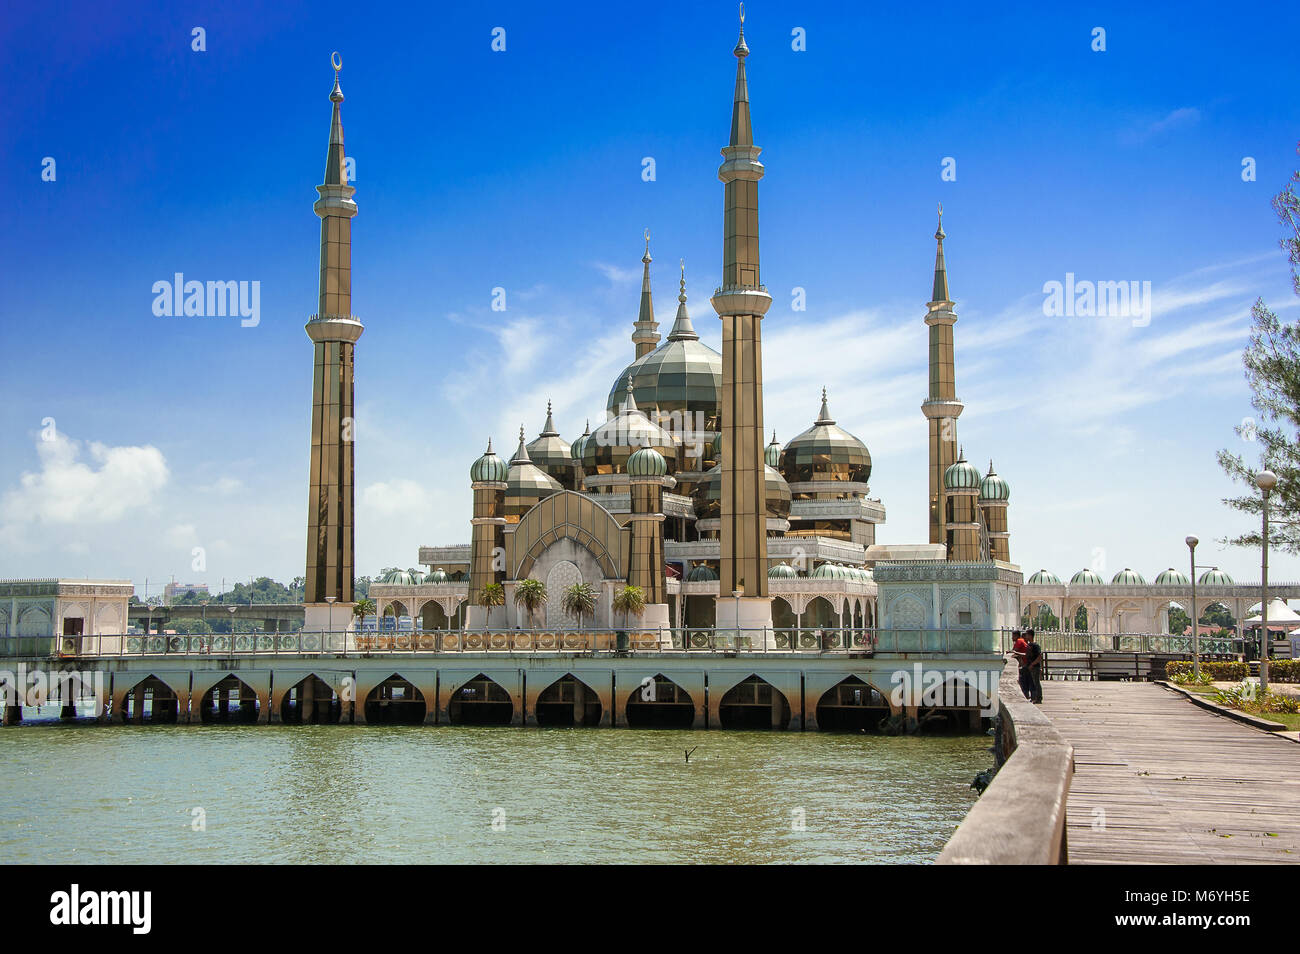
[{"x1": 1011, "y1": 629, "x2": 1032, "y2": 699}]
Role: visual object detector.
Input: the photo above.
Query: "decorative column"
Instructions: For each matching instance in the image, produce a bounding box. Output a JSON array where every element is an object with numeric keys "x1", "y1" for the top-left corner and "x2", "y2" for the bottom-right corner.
[
  {"x1": 627, "y1": 448, "x2": 672, "y2": 639},
  {"x1": 711, "y1": 10, "x2": 773, "y2": 632},
  {"x1": 466, "y1": 438, "x2": 507, "y2": 630},
  {"x1": 303, "y1": 53, "x2": 364, "y2": 633}
]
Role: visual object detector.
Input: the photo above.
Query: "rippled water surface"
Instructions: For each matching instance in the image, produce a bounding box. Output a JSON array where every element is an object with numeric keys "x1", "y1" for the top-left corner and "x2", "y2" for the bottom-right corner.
[{"x1": 0, "y1": 721, "x2": 986, "y2": 863}]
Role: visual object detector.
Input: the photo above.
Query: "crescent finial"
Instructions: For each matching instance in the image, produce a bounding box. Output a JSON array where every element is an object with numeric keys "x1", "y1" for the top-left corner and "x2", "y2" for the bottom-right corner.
[{"x1": 331, "y1": 51, "x2": 342, "y2": 74}]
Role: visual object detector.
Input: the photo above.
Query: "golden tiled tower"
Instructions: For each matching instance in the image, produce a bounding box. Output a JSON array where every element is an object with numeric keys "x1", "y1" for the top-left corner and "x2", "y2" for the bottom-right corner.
[
  {"x1": 710, "y1": 10, "x2": 773, "y2": 631},
  {"x1": 921, "y1": 206, "x2": 963, "y2": 554},
  {"x1": 303, "y1": 55, "x2": 364, "y2": 630},
  {"x1": 632, "y1": 232, "x2": 660, "y2": 359}
]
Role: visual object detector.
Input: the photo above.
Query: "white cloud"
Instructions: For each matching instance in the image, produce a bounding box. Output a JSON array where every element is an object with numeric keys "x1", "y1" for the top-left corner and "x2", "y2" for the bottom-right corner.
[
  {"x1": 0, "y1": 433, "x2": 168, "y2": 527},
  {"x1": 361, "y1": 479, "x2": 433, "y2": 518}
]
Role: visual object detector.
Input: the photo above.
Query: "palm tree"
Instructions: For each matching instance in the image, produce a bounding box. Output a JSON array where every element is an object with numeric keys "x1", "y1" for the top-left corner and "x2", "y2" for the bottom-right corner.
[
  {"x1": 478, "y1": 582, "x2": 505, "y2": 629},
  {"x1": 353, "y1": 597, "x2": 375, "y2": 620},
  {"x1": 612, "y1": 584, "x2": 646, "y2": 631},
  {"x1": 561, "y1": 582, "x2": 598, "y2": 629},
  {"x1": 513, "y1": 578, "x2": 548, "y2": 629}
]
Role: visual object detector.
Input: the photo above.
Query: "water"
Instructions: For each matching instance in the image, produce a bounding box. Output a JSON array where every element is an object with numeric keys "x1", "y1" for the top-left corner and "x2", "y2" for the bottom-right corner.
[{"x1": 0, "y1": 720, "x2": 987, "y2": 863}]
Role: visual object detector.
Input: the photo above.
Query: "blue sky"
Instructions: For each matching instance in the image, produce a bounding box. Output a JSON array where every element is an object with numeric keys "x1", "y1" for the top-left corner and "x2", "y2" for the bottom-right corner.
[{"x1": 2, "y1": 0, "x2": 1299, "y2": 595}]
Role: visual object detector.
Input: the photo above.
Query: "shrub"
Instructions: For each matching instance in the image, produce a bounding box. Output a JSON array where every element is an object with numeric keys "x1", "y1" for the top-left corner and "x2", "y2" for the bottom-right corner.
[
  {"x1": 1166, "y1": 660, "x2": 1247, "y2": 681},
  {"x1": 1212, "y1": 682, "x2": 1300, "y2": 715}
]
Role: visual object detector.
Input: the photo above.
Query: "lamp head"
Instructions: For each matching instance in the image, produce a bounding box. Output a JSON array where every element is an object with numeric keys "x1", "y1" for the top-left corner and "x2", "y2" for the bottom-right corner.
[
  {"x1": 1257, "y1": 469, "x2": 1279, "y2": 493},
  {"x1": 1186, "y1": 535, "x2": 1198, "y2": 549}
]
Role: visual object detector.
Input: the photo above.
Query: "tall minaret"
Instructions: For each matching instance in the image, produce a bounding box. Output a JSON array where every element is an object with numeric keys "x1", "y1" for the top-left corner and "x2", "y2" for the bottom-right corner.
[
  {"x1": 711, "y1": 5, "x2": 773, "y2": 632},
  {"x1": 632, "y1": 230, "x2": 660, "y2": 358},
  {"x1": 303, "y1": 53, "x2": 364, "y2": 630},
  {"x1": 921, "y1": 204, "x2": 963, "y2": 552}
]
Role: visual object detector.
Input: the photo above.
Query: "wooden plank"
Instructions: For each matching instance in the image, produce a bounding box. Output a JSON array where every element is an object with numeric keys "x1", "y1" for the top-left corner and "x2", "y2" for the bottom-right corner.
[{"x1": 1037, "y1": 682, "x2": 1300, "y2": 865}]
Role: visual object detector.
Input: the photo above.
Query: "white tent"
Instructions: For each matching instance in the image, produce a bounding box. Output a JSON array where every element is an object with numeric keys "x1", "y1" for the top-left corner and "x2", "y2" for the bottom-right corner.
[{"x1": 1244, "y1": 598, "x2": 1300, "y2": 625}]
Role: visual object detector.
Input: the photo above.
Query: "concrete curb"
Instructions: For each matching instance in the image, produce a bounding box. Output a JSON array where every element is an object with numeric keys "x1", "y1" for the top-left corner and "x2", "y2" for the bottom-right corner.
[{"x1": 1157, "y1": 680, "x2": 1291, "y2": 735}]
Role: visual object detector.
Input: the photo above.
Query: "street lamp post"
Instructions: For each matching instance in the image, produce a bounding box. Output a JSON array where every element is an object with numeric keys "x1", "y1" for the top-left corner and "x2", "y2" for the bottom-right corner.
[
  {"x1": 1256, "y1": 470, "x2": 1277, "y2": 692},
  {"x1": 1186, "y1": 535, "x2": 1199, "y2": 679},
  {"x1": 325, "y1": 596, "x2": 336, "y2": 637},
  {"x1": 732, "y1": 588, "x2": 742, "y2": 650}
]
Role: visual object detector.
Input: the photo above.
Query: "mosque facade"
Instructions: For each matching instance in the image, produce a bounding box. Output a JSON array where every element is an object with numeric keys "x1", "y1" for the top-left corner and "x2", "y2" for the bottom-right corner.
[{"x1": 346, "y1": 17, "x2": 1022, "y2": 644}]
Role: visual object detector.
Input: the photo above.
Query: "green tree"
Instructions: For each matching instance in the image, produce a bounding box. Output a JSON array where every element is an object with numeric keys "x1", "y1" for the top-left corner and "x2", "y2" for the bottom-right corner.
[
  {"x1": 1020, "y1": 605, "x2": 1060, "y2": 630},
  {"x1": 612, "y1": 585, "x2": 646, "y2": 630},
  {"x1": 560, "y1": 582, "x2": 598, "y2": 628},
  {"x1": 353, "y1": 597, "x2": 376, "y2": 619},
  {"x1": 1218, "y1": 146, "x2": 1300, "y2": 553},
  {"x1": 478, "y1": 582, "x2": 505, "y2": 629},
  {"x1": 513, "y1": 578, "x2": 548, "y2": 629}
]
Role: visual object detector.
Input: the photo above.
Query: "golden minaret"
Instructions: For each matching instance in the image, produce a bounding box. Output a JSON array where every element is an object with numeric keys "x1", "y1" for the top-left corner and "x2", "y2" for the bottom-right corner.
[
  {"x1": 710, "y1": 5, "x2": 773, "y2": 625},
  {"x1": 921, "y1": 205, "x2": 963, "y2": 553},
  {"x1": 303, "y1": 53, "x2": 363, "y2": 626}
]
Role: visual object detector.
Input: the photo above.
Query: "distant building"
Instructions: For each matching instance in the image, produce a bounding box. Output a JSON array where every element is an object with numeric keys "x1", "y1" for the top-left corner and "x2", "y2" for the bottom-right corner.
[{"x1": 164, "y1": 582, "x2": 209, "y2": 602}]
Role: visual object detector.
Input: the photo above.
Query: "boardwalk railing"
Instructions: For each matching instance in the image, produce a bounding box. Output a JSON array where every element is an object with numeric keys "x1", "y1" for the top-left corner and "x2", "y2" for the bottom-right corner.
[
  {"x1": 1000, "y1": 630, "x2": 1245, "y2": 656},
  {"x1": 939, "y1": 659, "x2": 1073, "y2": 865},
  {"x1": 34, "y1": 627, "x2": 1008, "y2": 658}
]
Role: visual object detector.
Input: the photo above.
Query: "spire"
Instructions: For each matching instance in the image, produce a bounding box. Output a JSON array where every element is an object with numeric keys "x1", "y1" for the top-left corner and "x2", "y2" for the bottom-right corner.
[
  {"x1": 324, "y1": 52, "x2": 347, "y2": 187},
  {"x1": 540, "y1": 399, "x2": 559, "y2": 437},
  {"x1": 621, "y1": 380, "x2": 639, "y2": 415},
  {"x1": 511, "y1": 425, "x2": 532, "y2": 464},
  {"x1": 730, "y1": 4, "x2": 752, "y2": 147},
  {"x1": 987, "y1": 458, "x2": 995, "y2": 475},
  {"x1": 667, "y1": 259, "x2": 700, "y2": 341},
  {"x1": 486, "y1": 437, "x2": 494, "y2": 455},
  {"x1": 633, "y1": 229, "x2": 660, "y2": 357},
  {"x1": 816, "y1": 387, "x2": 835, "y2": 425},
  {"x1": 931, "y1": 202, "x2": 951, "y2": 304}
]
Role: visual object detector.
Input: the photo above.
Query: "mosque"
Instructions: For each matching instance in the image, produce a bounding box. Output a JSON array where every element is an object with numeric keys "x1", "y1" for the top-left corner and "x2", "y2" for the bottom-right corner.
[{"x1": 337, "y1": 15, "x2": 1023, "y2": 643}]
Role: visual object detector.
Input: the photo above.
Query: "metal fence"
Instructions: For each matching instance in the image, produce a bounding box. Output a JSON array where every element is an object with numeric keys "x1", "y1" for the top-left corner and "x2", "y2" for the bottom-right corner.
[
  {"x1": 28, "y1": 627, "x2": 1006, "y2": 658},
  {"x1": 999, "y1": 630, "x2": 1245, "y2": 656}
]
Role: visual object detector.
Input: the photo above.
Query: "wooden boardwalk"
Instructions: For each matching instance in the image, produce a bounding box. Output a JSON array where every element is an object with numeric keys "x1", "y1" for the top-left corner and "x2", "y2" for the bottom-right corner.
[{"x1": 1038, "y1": 681, "x2": 1300, "y2": 864}]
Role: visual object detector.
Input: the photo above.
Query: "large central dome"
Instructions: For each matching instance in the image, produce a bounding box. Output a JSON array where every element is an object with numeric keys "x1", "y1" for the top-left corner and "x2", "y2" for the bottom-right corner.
[{"x1": 607, "y1": 268, "x2": 721, "y2": 431}]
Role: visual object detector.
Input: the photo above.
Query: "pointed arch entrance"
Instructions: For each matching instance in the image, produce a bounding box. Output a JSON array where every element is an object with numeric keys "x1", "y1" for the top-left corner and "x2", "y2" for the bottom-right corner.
[
  {"x1": 280, "y1": 675, "x2": 342, "y2": 724},
  {"x1": 815, "y1": 675, "x2": 890, "y2": 732},
  {"x1": 624, "y1": 674, "x2": 695, "y2": 728},
  {"x1": 199, "y1": 674, "x2": 259, "y2": 724},
  {"x1": 718, "y1": 674, "x2": 791, "y2": 730},
  {"x1": 535, "y1": 674, "x2": 602, "y2": 727},
  {"x1": 364, "y1": 674, "x2": 427, "y2": 725},
  {"x1": 448, "y1": 673, "x2": 513, "y2": 726}
]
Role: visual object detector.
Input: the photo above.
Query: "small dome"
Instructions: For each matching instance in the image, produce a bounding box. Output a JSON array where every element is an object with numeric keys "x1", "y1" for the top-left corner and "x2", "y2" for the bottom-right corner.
[
  {"x1": 425, "y1": 568, "x2": 448, "y2": 583},
  {"x1": 470, "y1": 438, "x2": 508, "y2": 483},
  {"x1": 505, "y1": 426, "x2": 562, "y2": 518},
  {"x1": 765, "y1": 432, "x2": 782, "y2": 468},
  {"x1": 979, "y1": 462, "x2": 1010, "y2": 501},
  {"x1": 379, "y1": 568, "x2": 416, "y2": 585},
  {"x1": 693, "y1": 463, "x2": 791, "y2": 520},
  {"x1": 584, "y1": 382, "x2": 678, "y2": 475},
  {"x1": 781, "y1": 389, "x2": 872, "y2": 485},
  {"x1": 1198, "y1": 567, "x2": 1234, "y2": 586},
  {"x1": 408, "y1": 569, "x2": 426, "y2": 584},
  {"x1": 570, "y1": 421, "x2": 591, "y2": 463},
  {"x1": 768, "y1": 563, "x2": 798, "y2": 579},
  {"x1": 1027, "y1": 569, "x2": 1062, "y2": 585},
  {"x1": 627, "y1": 446, "x2": 667, "y2": 477},
  {"x1": 1070, "y1": 568, "x2": 1104, "y2": 585},
  {"x1": 1111, "y1": 567, "x2": 1148, "y2": 585},
  {"x1": 810, "y1": 562, "x2": 849, "y2": 580},
  {"x1": 686, "y1": 563, "x2": 718, "y2": 582},
  {"x1": 526, "y1": 400, "x2": 574, "y2": 487},
  {"x1": 1154, "y1": 567, "x2": 1190, "y2": 586},
  {"x1": 944, "y1": 451, "x2": 981, "y2": 491}
]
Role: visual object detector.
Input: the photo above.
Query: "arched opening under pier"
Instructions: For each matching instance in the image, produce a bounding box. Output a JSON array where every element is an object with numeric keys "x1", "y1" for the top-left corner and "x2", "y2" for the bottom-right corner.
[
  {"x1": 815, "y1": 675, "x2": 891, "y2": 732},
  {"x1": 718, "y1": 674, "x2": 791, "y2": 731},
  {"x1": 120, "y1": 675, "x2": 180, "y2": 725},
  {"x1": 915, "y1": 677, "x2": 991, "y2": 734},
  {"x1": 280, "y1": 675, "x2": 342, "y2": 725},
  {"x1": 625, "y1": 674, "x2": 694, "y2": 728},
  {"x1": 199, "y1": 674, "x2": 259, "y2": 724},
  {"x1": 448, "y1": 674, "x2": 513, "y2": 726},
  {"x1": 364, "y1": 674, "x2": 427, "y2": 725},
  {"x1": 535, "y1": 674, "x2": 602, "y2": 727}
]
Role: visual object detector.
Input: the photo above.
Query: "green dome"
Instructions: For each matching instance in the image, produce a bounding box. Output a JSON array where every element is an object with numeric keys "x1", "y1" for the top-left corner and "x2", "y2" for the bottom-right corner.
[
  {"x1": 424, "y1": 568, "x2": 448, "y2": 583},
  {"x1": 1111, "y1": 567, "x2": 1148, "y2": 585},
  {"x1": 768, "y1": 563, "x2": 797, "y2": 579},
  {"x1": 470, "y1": 438, "x2": 508, "y2": 483},
  {"x1": 1070, "y1": 568, "x2": 1104, "y2": 585},
  {"x1": 693, "y1": 464, "x2": 791, "y2": 520},
  {"x1": 943, "y1": 453, "x2": 981, "y2": 491},
  {"x1": 686, "y1": 563, "x2": 717, "y2": 582},
  {"x1": 379, "y1": 568, "x2": 416, "y2": 585},
  {"x1": 764, "y1": 432, "x2": 782, "y2": 468},
  {"x1": 627, "y1": 447, "x2": 667, "y2": 477},
  {"x1": 408, "y1": 570, "x2": 426, "y2": 584},
  {"x1": 1154, "y1": 567, "x2": 1190, "y2": 586},
  {"x1": 810, "y1": 562, "x2": 850, "y2": 580},
  {"x1": 979, "y1": 463, "x2": 1010, "y2": 501},
  {"x1": 570, "y1": 422, "x2": 591, "y2": 463},
  {"x1": 1198, "y1": 567, "x2": 1234, "y2": 586},
  {"x1": 781, "y1": 390, "x2": 872, "y2": 485},
  {"x1": 607, "y1": 275, "x2": 721, "y2": 429},
  {"x1": 1027, "y1": 569, "x2": 1061, "y2": 585}
]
